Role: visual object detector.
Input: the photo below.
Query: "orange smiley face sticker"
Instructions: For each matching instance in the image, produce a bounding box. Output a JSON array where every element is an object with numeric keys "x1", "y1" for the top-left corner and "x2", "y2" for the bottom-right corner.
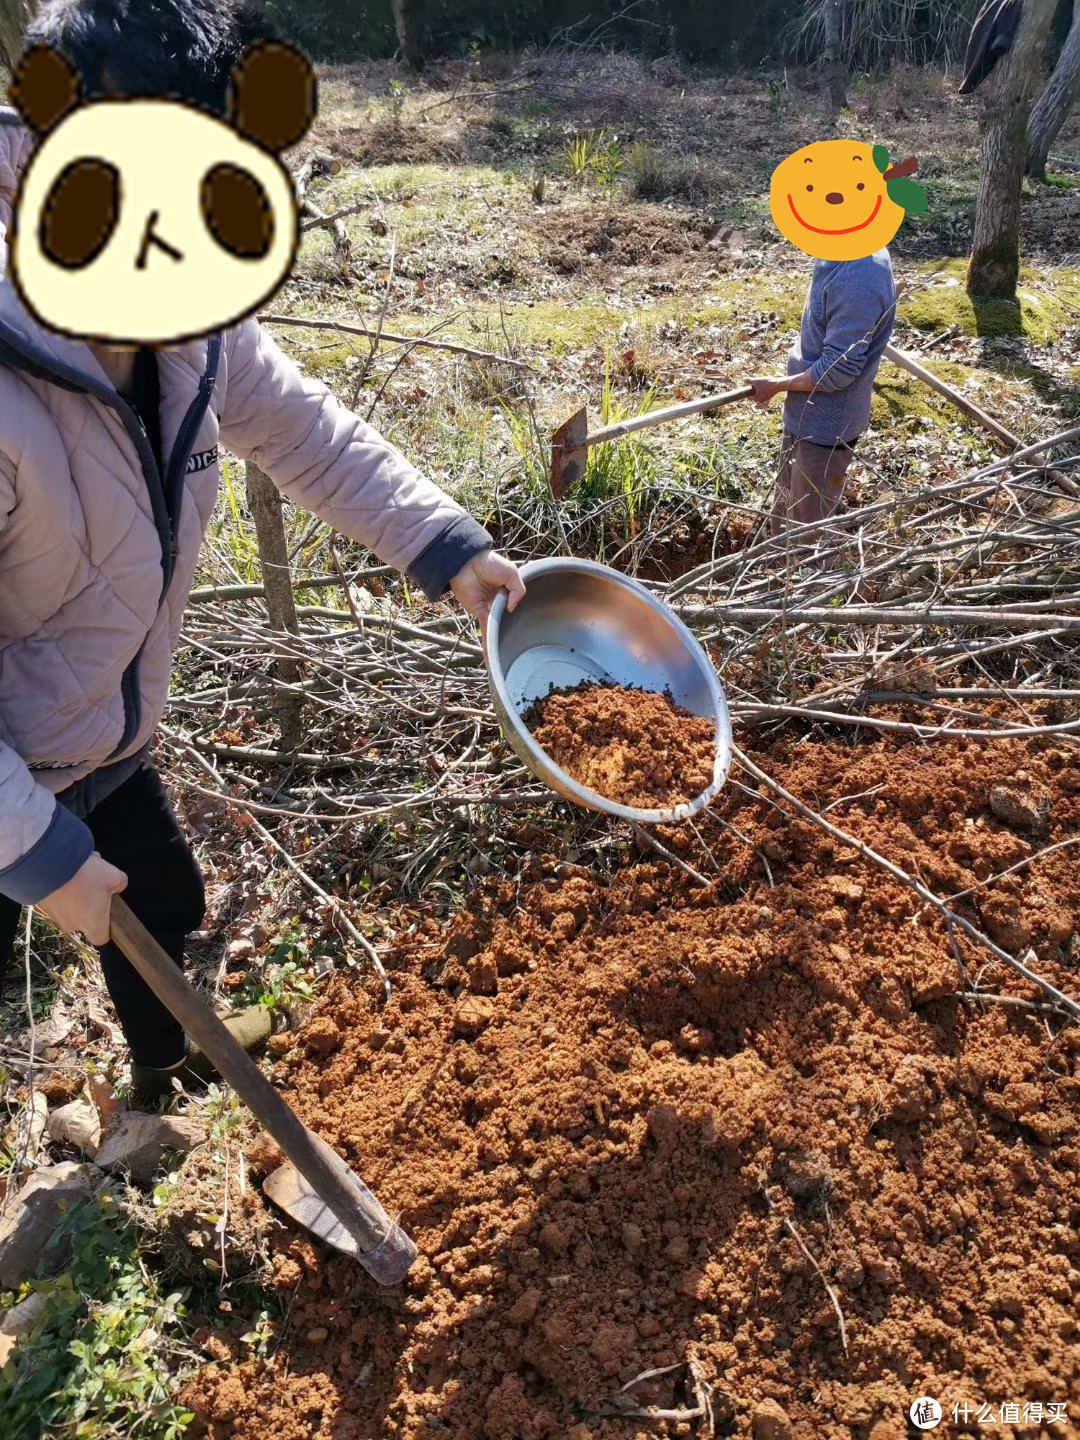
[{"x1": 770, "y1": 139, "x2": 928, "y2": 262}]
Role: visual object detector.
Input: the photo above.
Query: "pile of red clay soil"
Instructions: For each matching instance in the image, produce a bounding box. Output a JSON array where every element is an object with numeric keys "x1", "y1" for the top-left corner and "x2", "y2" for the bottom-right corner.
[
  {"x1": 523, "y1": 683, "x2": 716, "y2": 809},
  {"x1": 183, "y1": 731, "x2": 1080, "y2": 1440}
]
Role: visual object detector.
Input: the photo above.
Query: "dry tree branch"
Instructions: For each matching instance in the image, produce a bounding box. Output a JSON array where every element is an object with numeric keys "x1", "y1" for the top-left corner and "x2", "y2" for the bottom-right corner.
[
  {"x1": 630, "y1": 822, "x2": 712, "y2": 887},
  {"x1": 761, "y1": 1183, "x2": 849, "y2": 1356},
  {"x1": 301, "y1": 202, "x2": 371, "y2": 232},
  {"x1": 163, "y1": 727, "x2": 394, "y2": 1004},
  {"x1": 259, "y1": 312, "x2": 535, "y2": 369}
]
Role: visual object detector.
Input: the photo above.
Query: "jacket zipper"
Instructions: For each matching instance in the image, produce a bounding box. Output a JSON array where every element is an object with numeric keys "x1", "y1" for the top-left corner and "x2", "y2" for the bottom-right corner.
[
  {"x1": 160, "y1": 335, "x2": 221, "y2": 585},
  {"x1": 107, "y1": 336, "x2": 221, "y2": 755}
]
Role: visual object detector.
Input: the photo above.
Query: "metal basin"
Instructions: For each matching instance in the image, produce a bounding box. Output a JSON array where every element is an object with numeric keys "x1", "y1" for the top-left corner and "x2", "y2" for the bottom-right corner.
[{"x1": 484, "y1": 558, "x2": 733, "y2": 824}]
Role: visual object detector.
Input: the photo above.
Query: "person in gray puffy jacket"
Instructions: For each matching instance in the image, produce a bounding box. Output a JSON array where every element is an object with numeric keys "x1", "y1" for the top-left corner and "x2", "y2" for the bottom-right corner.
[{"x1": 0, "y1": 0, "x2": 525, "y2": 1103}]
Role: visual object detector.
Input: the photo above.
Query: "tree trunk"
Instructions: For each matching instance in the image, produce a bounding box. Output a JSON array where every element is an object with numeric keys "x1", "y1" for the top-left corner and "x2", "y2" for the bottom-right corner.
[
  {"x1": 967, "y1": 0, "x2": 1058, "y2": 300},
  {"x1": 391, "y1": 0, "x2": 424, "y2": 72},
  {"x1": 1026, "y1": 2, "x2": 1080, "y2": 178},
  {"x1": 245, "y1": 462, "x2": 303, "y2": 753},
  {"x1": 0, "y1": 0, "x2": 35, "y2": 72},
  {"x1": 823, "y1": 0, "x2": 848, "y2": 113}
]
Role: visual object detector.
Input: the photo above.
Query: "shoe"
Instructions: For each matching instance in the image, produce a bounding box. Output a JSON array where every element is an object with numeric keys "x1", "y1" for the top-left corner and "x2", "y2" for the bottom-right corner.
[{"x1": 129, "y1": 1005, "x2": 273, "y2": 1108}]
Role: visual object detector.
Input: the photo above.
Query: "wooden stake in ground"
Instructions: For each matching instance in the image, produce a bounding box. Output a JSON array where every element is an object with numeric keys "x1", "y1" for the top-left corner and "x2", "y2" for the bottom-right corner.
[
  {"x1": 967, "y1": 0, "x2": 1058, "y2": 300},
  {"x1": 244, "y1": 462, "x2": 303, "y2": 752}
]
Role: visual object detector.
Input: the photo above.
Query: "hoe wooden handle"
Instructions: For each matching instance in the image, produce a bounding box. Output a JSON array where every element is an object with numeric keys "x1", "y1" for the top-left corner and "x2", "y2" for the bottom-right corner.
[
  {"x1": 109, "y1": 896, "x2": 413, "y2": 1281},
  {"x1": 584, "y1": 385, "x2": 756, "y2": 446}
]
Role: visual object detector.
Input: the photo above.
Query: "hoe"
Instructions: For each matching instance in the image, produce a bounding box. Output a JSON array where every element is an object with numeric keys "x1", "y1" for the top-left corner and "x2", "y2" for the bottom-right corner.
[
  {"x1": 548, "y1": 345, "x2": 1019, "y2": 500},
  {"x1": 110, "y1": 897, "x2": 416, "y2": 1284}
]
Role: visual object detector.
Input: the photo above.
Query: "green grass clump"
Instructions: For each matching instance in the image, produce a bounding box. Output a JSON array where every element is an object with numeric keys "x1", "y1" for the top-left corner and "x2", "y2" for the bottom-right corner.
[
  {"x1": 0, "y1": 1188, "x2": 194, "y2": 1439},
  {"x1": 872, "y1": 371, "x2": 952, "y2": 429},
  {"x1": 902, "y1": 259, "x2": 1080, "y2": 344},
  {"x1": 294, "y1": 341, "x2": 357, "y2": 375}
]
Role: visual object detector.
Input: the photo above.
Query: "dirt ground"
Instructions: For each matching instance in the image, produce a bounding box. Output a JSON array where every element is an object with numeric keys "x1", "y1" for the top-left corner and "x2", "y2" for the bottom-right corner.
[{"x1": 182, "y1": 729, "x2": 1080, "y2": 1440}]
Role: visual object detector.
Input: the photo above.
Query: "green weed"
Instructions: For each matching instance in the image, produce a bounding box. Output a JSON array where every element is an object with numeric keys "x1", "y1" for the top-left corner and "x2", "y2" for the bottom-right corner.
[
  {"x1": 237, "y1": 925, "x2": 320, "y2": 1014},
  {"x1": 563, "y1": 133, "x2": 595, "y2": 185},
  {"x1": 593, "y1": 134, "x2": 624, "y2": 202},
  {"x1": 387, "y1": 78, "x2": 407, "y2": 123},
  {"x1": 0, "y1": 1187, "x2": 195, "y2": 1439},
  {"x1": 563, "y1": 130, "x2": 625, "y2": 200}
]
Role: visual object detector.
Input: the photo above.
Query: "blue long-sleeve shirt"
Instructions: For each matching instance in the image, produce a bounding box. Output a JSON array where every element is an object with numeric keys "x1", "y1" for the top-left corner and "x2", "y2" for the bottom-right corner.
[{"x1": 783, "y1": 249, "x2": 897, "y2": 446}]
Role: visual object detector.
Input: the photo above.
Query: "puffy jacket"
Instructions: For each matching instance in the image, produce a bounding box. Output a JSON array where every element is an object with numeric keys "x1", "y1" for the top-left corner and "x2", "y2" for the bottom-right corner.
[{"x1": 0, "y1": 111, "x2": 493, "y2": 907}]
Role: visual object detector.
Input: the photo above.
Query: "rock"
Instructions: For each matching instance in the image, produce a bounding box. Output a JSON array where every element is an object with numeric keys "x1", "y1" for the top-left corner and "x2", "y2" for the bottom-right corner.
[
  {"x1": 0, "y1": 1162, "x2": 99, "y2": 1288},
  {"x1": 982, "y1": 899, "x2": 1031, "y2": 952},
  {"x1": 1027, "y1": 1111, "x2": 1065, "y2": 1145},
  {"x1": 702, "y1": 1107, "x2": 750, "y2": 1149},
  {"x1": 538, "y1": 1221, "x2": 571, "y2": 1256},
  {"x1": 0, "y1": 1290, "x2": 52, "y2": 1368},
  {"x1": 1047, "y1": 908, "x2": 1075, "y2": 946},
  {"x1": 13, "y1": 1092, "x2": 48, "y2": 1167},
  {"x1": 834, "y1": 1250, "x2": 865, "y2": 1289},
  {"x1": 1001, "y1": 1081, "x2": 1041, "y2": 1117},
  {"x1": 196, "y1": 1327, "x2": 239, "y2": 1362},
  {"x1": 95, "y1": 1113, "x2": 205, "y2": 1182},
  {"x1": 827, "y1": 875, "x2": 864, "y2": 902},
  {"x1": 47, "y1": 1099, "x2": 102, "y2": 1159},
  {"x1": 888, "y1": 1058, "x2": 936, "y2": 1123},
  {"x1": 752, "y1": 1398, "x2": 792, "y2": 1440},
  {"x1": 543, "y1": 1311, "x2": 575, "y2": 1348},
  {"x1": 305, "y1": 1326, "x2": 329, "y2": 1344},
  {"x1": 664, "y1": 1234, "x2": 690, "y2": 1263},
  {"x1": 678, "y1": 1024, "x2": 710, "y2": 1053},
  {"x1": 453, "y1": 995, "x2": 495, "y2": 1038},
  {"x1": 989, "y1": 780, "x2": 1051, "y2": 833},
  {"x1": 0, "y1": 1289, "x2": 50, "y2": 1337},
  {"x1": 677, "y1": 1266, "x2": 707, "y2": 1298},
  {"x1": 782, "y1": 1149, "x2": 834, "y2": 1202},
  {"x1": 468, "y1": 956, "x2": 499, "y2": 996}
]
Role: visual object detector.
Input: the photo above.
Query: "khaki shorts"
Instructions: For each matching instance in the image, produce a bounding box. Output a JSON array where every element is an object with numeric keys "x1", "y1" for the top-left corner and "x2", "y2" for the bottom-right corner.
[{"x1": 771, "y1": 432, "x2": 856, "y2": 536}]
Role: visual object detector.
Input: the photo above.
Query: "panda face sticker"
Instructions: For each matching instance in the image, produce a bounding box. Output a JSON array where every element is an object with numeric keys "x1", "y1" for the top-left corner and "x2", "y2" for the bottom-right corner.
[{"x1": 7, "y1": 41, "x2": 316, "y2": 348}]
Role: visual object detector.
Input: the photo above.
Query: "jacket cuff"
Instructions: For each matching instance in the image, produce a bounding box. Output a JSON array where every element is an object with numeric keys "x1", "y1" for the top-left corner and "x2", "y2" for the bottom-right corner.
[
  {"x1": 0, "y1": 802, "x2": 95, "y2": 907},
  {"x1": 407, "y1": 515, "x2": 493, "y2": 601}
]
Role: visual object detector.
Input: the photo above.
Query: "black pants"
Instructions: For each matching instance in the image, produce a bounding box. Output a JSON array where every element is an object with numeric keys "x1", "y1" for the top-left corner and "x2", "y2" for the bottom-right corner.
[{"x1": 0, "y1": 764, "x2": 205, "y2": 1068}]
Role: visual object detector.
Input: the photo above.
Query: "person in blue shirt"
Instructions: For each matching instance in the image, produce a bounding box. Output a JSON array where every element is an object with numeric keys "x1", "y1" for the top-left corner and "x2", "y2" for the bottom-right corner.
[{"x1": 747, "y1": 248, "x2": 897, "y2": 535}]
